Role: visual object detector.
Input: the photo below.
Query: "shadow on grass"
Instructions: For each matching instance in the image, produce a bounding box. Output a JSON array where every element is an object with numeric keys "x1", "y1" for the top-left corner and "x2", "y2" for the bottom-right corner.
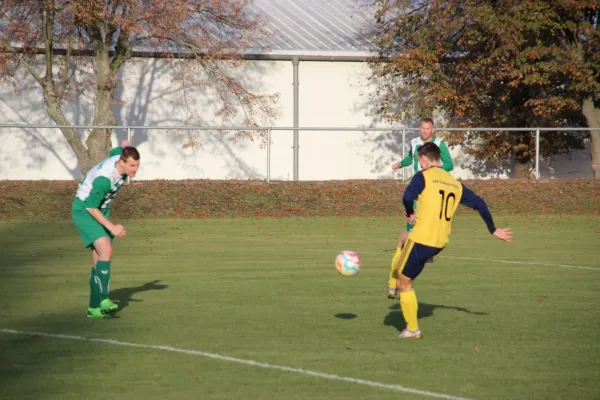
[
  {"x1": 0, "y1": 279, "x2": 170, "y2": 396},
  {"x1": 384, "y1": 302, "x2": 489, "y2": 332},
  {"x1": 0, "y1": 220, "x2": 175, "y2": 399},
  {"x1": 334, "y1": 313, "x2": 358, "y2": 320},
  {"x1": 111, "y1": 280, "x2": 169, "y2": 314}
]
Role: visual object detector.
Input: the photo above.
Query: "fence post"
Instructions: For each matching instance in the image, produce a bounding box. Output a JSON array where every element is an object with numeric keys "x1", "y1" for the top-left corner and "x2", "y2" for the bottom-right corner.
[
  {"x1": 292, "y1": 56, "x2": 300, "y2": 181},
  {"x1": 535, "y1": 129, "x2": 540, "y2": 180},
  {"x1": 127, "y1": 127, "x2": 133, "y2": 184},
  {"x1": 402, "y1": 129, "x2": 406, "y2": 181},
  {"x1": 266, "y1": 128, "x2": 271, "y2": 183}
]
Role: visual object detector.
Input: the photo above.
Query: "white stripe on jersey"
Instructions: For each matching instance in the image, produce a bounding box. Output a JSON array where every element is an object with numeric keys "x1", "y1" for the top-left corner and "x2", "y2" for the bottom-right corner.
[
  {"x1": 410, "y1": 137, "x2": 444, "y2": 171},
  {"x1": 75, "y1": 155, "x2": 125, "y2": 209}
]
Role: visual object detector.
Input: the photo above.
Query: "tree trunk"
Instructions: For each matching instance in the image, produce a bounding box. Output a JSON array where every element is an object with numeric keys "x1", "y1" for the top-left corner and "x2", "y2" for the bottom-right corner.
[
  {"x1": 514, "y1": 156, "x2": 531, "y2": 179},
  {"x1": 45, "y1": 83, "x2": 114, "y2": 175},
  {"x1": 81, "y1": 43, "x2": 120, "y2": 174},
  {"x1": 42, "y1": 45, "x2": 119, "y2": 176},
  {"x1": 582, "y1": 97, "x2": 600, "y2": 179},
  {"x1": 43, "y1": 88, "x2": 93, "y2": 177}
]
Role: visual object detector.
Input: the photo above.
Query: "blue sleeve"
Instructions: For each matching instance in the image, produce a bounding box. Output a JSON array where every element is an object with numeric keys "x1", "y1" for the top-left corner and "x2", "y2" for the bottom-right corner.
[
  {"x1": 402, "y1": 172, "x2": 425, "y2": 215},
  {"x1": 459, "y1": 184, "x2": 496, "y2": 234}
]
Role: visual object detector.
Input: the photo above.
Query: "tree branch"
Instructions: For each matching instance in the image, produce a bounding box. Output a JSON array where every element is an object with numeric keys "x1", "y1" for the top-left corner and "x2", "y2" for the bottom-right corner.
[
  {"x1": 57, "y1": 30, "x2": 74, "y2": 99},
  {"x1": 43, "y1": 0, "x2": 55, "y2": 88},
  {"x1": 43, "y1": 88, "x2": 89, "y2": 162},
  {"x1": 109, "y1": 27, "x2": 131, "y2": 72},
  {"x1": 0, "y1": 39, "x2": 46, "y2": 87}
]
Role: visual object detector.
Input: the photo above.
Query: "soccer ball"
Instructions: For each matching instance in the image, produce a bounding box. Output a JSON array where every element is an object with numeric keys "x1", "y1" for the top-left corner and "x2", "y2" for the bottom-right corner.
[{"x1": 335, "y1": 251, "x2": 360, "y2": 277}]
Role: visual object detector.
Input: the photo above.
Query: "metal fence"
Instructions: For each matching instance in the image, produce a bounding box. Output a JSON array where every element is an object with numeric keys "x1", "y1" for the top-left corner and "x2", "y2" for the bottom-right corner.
[{"x1": 0, "y1": 123, "x2": 597, "y2": 181}]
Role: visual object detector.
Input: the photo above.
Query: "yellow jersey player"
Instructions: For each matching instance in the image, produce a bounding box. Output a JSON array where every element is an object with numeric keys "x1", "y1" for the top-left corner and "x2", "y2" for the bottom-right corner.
[
  {"x1": 387, "y1": 118, "x2": 454, "y2": 298},
  {"x1": 390, "y1": 142, "x2": 513, "y2": 338}
]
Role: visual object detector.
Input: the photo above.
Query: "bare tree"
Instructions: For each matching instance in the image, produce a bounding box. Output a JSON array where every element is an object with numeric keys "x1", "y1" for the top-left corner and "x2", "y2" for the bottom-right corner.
[{"x1": 0, "y1": 0, "x2": 279, "y2": 173}]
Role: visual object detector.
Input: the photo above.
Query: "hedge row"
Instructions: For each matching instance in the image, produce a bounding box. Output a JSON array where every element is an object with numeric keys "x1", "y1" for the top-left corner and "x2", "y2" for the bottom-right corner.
[{"x1": 0, "y1": 179, "x2": 598, "y2": 219}]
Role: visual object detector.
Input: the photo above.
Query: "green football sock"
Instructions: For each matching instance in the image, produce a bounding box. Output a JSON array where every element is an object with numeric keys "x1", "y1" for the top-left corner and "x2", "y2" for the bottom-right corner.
[
  {"x1": 89, "y1": 267, "x2": 101, "y2": 308},
  {"x1": 95, "y1": 261, "x2": 111, "y2": 302}
]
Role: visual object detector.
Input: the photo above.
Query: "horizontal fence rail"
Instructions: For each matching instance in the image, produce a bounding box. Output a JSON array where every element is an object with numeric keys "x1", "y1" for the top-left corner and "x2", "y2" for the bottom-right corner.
[
  {"x1": 0, "y1": 123, "x2": 598, "y2": 131},
  {"x1": 0, "y1": 124, "x2": 597, "y2": 182}
]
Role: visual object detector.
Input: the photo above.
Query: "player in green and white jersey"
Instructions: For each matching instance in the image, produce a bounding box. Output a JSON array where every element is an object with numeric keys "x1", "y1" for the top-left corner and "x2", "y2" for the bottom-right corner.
[
  {"x1": 392, "y1": 119, "x2": 454, "y2": 180},
  {"x1": 388, "y1": 118, "x2": 454, "y2": 298},
  {"x1": 71, "y1": 141, "x2": 140, "y2": 318}
]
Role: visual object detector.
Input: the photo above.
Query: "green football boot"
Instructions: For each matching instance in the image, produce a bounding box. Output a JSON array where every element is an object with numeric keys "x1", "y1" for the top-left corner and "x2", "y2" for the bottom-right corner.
[
  {"x1": 86, "y1": 307, "x2": 115, "y2": 319},
  {"x1": 100, "y1": 299, "x2": 119, "y2": 314}
]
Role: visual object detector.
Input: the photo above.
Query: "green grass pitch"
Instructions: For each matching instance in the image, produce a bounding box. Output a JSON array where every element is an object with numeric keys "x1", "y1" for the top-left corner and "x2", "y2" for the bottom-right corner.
[{"x1": 0, "y1": 215, "x2": 599, "y2": 400}]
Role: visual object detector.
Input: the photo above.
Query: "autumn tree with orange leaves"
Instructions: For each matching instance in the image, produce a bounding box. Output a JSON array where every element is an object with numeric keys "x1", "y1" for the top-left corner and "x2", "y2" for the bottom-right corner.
[
  {"x1": 0, "y1": 0, "x2": 278, "y2": 174},
  {"x1": 369, "y1": 0, "x2": 599, "y2": 178}
]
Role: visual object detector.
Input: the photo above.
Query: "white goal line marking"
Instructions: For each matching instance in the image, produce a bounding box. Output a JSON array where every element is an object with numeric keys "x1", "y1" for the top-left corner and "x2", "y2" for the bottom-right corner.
[
  {"x1": 0, "y1": 328, "x2": 472, "y2": 400},
  {"x1": 438, "y1": 256, "x2": 600, "y2": 271}
]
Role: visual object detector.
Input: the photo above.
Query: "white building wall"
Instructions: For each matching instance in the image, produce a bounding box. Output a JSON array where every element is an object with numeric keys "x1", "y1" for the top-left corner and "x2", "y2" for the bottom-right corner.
[{"x1": 0, "y1": 58, "x2": 593, "y2": 180}]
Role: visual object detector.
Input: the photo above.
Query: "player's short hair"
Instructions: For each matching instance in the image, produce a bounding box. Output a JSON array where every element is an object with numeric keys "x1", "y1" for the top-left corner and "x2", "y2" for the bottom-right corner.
[
  {"x1": 417, "y1": 142, "x2": 441, "y2": 161},
  {"x1": 421, "y1": 117, "x2": 434, "y2": 126},
  {"x1": 120, "y1": 146, "x2": 140, "y2": 162}
]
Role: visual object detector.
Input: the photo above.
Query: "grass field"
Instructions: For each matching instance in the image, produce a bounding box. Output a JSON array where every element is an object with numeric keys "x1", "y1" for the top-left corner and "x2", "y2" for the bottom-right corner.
[{"x1": 1, "y1": 215, "x2": 599, "y2": 400}]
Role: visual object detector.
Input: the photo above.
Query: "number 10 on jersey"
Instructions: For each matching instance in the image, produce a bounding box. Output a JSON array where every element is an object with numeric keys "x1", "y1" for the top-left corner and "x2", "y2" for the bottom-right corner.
[{"x1": 439, "y1": 190, "x2": 456, "y2": 221}]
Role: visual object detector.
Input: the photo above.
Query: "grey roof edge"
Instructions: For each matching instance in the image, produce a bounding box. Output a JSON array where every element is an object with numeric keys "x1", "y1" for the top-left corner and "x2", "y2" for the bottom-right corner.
[{"x1": 3, "y1": 46, "x2": 385, "y2": 62}]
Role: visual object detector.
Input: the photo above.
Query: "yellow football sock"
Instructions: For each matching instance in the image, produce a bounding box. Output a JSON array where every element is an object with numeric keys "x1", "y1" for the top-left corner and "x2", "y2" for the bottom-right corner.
[
  {"x1": 388, "y1": 246, "x2": 402, "y2": 288},
  {"x1": 400, "y1": 289, "x2": 419, "y2": 331}
]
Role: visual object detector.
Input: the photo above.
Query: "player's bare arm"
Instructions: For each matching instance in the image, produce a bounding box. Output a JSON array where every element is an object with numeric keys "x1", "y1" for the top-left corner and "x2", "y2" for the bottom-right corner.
[{"x1": 392, "y1": 152, "x2": 413, "y2": 171}]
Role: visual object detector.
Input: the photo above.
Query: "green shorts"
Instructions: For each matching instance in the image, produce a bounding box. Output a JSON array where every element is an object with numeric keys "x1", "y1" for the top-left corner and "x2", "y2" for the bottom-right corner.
[{"x1": 71, "y1": 201, "x2": 113, "y2": 248}]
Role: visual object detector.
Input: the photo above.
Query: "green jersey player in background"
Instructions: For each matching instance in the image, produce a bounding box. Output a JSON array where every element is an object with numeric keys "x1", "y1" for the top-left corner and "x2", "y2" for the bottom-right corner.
[
  {"x1": 388, "y1": 118, "x2": 454, "y2": 299},
  {"x1": 71, "y1": 140, "x2": 140, "y2": 318}
]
